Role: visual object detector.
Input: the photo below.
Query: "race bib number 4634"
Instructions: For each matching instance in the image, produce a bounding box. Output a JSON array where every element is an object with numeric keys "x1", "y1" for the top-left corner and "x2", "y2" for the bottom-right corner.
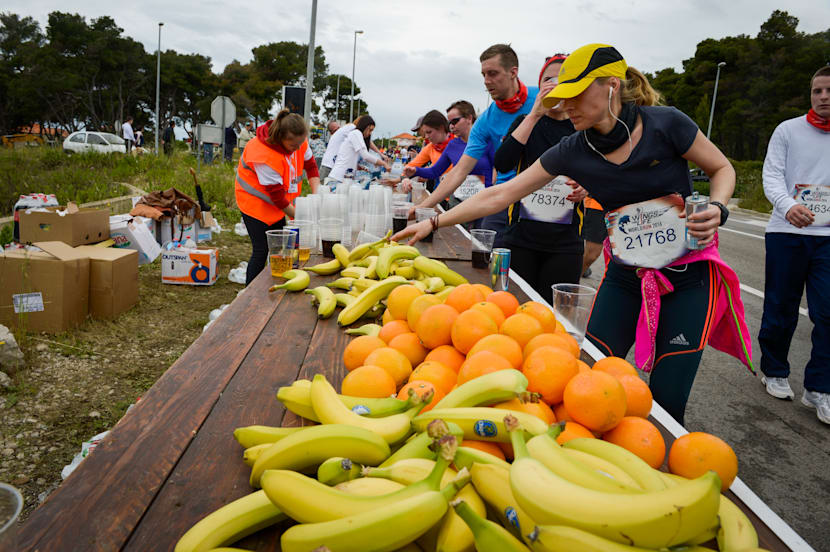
[
  {"x1": 519, "y1": 175, "x2": 575, "y2": 224},
  {"x1": 794, "y1": 184, "x2": 830, "y2": 226},
  {"x1": 605, "y1": 194, "x2": 689, "y2": 269}
]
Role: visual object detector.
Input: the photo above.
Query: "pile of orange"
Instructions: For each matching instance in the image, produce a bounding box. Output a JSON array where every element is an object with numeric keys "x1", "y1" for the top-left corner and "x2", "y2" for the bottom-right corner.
[{"x1": 339, "y1": 288, "x2": 741, "y2": 482}]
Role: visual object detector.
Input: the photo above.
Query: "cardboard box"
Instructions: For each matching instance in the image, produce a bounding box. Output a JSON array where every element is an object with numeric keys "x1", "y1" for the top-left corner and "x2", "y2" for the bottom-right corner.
[
  {"x1": 161, "y1": 247, "x2": 218, "y2": 285},
  {"x1": 109, "y1": 216, "x2": 162, "y2": 265},
  {"x1": 0, "y1": 241, "x2": 89, "y2": 333},
  {"x1": 20, "y1": 204, "x2": 110, "y2": 246},
  {"x1": 156, "y1": 217, "x2": 198, "y2": 245},
  {"x1": 75, "y1": 247, "x2": 138, "y2": 319}
]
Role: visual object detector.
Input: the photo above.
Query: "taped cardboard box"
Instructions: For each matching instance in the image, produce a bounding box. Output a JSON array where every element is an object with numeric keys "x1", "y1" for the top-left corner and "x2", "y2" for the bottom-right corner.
[
  {"x1": 75, "y1": 246, "x2": 139, "y2": 319},
  {"x1": 19, "y1": 203, "x2": 110, "y2": 246},
  {"x1": 0, "y1": 241, "x2": 89, "y2": 333},
  {"x1": 109, "y1": 216, "x2": 161, "y2": 265},
  {"x1": 161, "y1": 247, "x2": 218, "y2": 285}
]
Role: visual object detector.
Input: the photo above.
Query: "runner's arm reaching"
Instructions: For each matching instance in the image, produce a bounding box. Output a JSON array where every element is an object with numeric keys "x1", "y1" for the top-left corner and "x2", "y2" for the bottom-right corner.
[
  {"x1": 682, "y1": 130, "x2": 736, "y2": 245},
  {"x1": 411, "y1": 154, "x2": 478, "y2": 213}
]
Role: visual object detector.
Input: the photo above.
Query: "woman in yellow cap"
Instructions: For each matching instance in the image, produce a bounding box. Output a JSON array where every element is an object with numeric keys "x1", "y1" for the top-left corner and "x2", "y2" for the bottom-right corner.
[{"x1": 392, "y1": 43, "x2": 753, "y2": 424}]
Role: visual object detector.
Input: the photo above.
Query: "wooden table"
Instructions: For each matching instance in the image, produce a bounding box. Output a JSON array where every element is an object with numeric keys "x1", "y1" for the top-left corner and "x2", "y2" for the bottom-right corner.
[{"x1": 18, "y1": 223, "x2": 794, "y2": 551}]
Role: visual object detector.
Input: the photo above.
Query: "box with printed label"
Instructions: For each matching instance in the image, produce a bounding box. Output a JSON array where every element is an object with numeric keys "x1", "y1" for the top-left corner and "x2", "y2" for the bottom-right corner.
[
  {"x1": 75, "y1": 246, "x2": 139, "y2": 319},
  {"x1": 156, "y1": 217, "x2": 199, "y2": 245},
  {"x1": 19, "y1": 204, "x2": 109, "y2": 246},
  {"x1": 0, "y1": 241, "x2": 89, "y2": 333},
  {"x1": 161, "y1": 247, "x2": 218, "y2": 285},
  {"x1": 109, "y1": 216, "x2": 162, "y2": 265}
]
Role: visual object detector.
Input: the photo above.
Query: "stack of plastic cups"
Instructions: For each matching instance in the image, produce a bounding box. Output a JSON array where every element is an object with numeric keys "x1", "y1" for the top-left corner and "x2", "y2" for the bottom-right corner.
[
  {"x1": 383, "y1": 186, "x2": 393, "y2": 234},
  {"x1": 294, "y1": 197, "x2": 319, "y2": 254},
  {"x1": 411, "y1": 180, "x2": 427, "y2": 205},
  {"x1": 349, "y1": 186, "x2": 364, "y2": 246},
  {"x1": 364, "y1": 185, "x2": 387, "y2": 237},
  {"x1": 337, "y1": 194, "x2": 351, "y2": 247}
]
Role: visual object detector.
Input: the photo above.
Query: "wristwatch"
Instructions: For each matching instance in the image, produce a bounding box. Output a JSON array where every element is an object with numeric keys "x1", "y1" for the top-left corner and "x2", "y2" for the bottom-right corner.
[{"x1": 710, "y1": 201, "x2": 729, "y2": 226}]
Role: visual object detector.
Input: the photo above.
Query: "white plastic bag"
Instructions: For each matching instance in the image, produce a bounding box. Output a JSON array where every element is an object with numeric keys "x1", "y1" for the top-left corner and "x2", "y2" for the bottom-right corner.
[
  {"x1": 61, "y1": 431, "x2": 110, "y2": 480},
  {"x1": 234, "y1": 220, "x2": 248, "y2": 236}
]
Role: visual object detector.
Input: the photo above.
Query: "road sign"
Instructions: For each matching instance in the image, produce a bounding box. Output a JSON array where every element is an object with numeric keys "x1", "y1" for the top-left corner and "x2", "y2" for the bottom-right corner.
[
  {"x1": 210, "y1": 96, "x2": 236, "y2": 128},
  {"x1": 282, "y1": 86, "x2": 306, "y2": 116},
  {"x1": 195, "y1": 124, "x2": 222, "y2": 144}
]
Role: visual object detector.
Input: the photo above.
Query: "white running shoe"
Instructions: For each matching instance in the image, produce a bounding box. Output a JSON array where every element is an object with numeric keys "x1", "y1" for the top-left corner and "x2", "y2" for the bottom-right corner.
[
  {"x1": 761, "y1": 376, "x2": 794, "y2": 400},
  {"x1": 801, "y1": 390, "x2": 830, "y2": 425}
]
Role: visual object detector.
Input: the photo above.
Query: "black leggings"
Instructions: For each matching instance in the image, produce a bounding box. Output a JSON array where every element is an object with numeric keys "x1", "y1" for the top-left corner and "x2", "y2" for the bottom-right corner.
[
  {"x1": 509, "y1": 245, "x2": 583, "y2": 305},
  {"x1": 241, "y1": 212, "x2": 285, "y2": 285},
  {"x1": 586, "y1": 260, "x2": 717, "y2": 425}
]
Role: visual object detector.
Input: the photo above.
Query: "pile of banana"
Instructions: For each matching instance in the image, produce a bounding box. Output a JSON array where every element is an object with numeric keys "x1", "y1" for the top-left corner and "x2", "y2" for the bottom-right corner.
[
  {"x1": 268, "y1": 233, "x2": 468, "y2": 328},
  {"x1": 174, "y1": 371, "x2": 768, "y2": 552}
]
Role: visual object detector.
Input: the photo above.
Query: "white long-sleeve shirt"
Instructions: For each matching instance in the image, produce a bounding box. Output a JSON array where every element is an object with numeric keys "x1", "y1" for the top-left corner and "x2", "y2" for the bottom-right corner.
[
  {"x1": 763, "y1": 115, "x2": 830, "y2": 235},
  {"x1": 328, "y1": 129, "x2": 381, "y2": 181},
  {"x1": 321, "y1": 123, "x2": 355, "y2": 169},
  {"x1": 122, "y1": 122, "x2": 135, "y2": 142}
]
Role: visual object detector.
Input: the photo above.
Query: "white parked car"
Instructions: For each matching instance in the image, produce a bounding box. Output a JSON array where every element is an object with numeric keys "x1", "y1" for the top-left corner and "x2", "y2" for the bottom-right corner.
[{"x1": 63, "y1": 131, "x2": 127, "y2": 154}]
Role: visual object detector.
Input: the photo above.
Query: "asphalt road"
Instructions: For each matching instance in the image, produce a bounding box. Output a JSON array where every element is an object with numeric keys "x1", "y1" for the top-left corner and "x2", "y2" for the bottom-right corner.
[{"x1": 581, "y1": 208, "x2": 829, "y2": 551}]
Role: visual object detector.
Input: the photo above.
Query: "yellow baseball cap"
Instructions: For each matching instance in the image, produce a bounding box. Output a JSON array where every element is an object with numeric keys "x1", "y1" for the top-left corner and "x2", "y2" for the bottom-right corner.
[{"x1": 542, "y1": 44, "x2": 628, "y2": 107}]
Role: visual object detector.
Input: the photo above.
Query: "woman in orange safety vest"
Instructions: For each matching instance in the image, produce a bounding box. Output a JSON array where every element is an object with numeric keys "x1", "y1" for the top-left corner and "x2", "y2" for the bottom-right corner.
[{"x1": 235, "y1": 109, "x2": 320, "y2": 285}]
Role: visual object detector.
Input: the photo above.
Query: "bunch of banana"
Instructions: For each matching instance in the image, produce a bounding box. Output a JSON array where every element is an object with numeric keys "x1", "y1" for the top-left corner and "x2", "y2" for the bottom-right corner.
[
  {"x1": 377, "y1": 420, "x2": 463, "y2": 467},
  {"x1": 376, "y1": 245, "x2": 421, "y2": 278},
  {"x1": 451, "y1": 498, "x2": 530, "y2": 552},
  {"x1": 504, "y1": 415, "x2": 721, "y2": 549},
  {"x1": 433, "y1": 368, "x2": 529, "y2": 409},
  {"x1": 412, "y1": 255, "x2": 468, "y2": 286},
  {"x1": 268, "y1": 269, "x2": 310, "y2": 292},
  {"x1": 276, "y1": 378, "x2": 412, "y2": 421},
  {"x1": 306, "y1": 258, "x2": 342, "y2": 275},
  {"x1": 317, "y1": 457, "x2": 362, "y2": 486},
  {"x1": 468, "y1": 462, "x2": 535, "y2": 545},
  {"x1": 412, "y1": 406, "x2": 548, "y2": 443},
  {"x1": 337, "y1": 276, "x2": 408, "y2": 326}
]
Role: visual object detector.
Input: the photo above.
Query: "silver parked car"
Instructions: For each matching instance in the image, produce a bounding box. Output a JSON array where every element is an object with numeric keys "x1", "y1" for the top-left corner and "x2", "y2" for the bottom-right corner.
[{"x1": 63, "y1": 131, "x2": 127, "y2": 154}]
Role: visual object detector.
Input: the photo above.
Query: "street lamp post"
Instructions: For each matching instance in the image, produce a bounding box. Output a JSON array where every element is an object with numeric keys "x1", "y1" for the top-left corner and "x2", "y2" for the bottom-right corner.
[
  {"x1": 155, "y1": 22, "x2": 163, "y2": 155},
  {"x1": 303, "y1": 0, "x2": 317, "y2": 124},
  {"x1": 350, "y1": 30, "x2": 363, "y2": 122},
  {"x1": 706, "y1": 61, "x2": 726, "y2": 140}
]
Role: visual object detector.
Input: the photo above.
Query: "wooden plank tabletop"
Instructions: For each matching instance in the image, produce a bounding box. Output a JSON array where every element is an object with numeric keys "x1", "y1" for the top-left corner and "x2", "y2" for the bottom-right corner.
[{"x1": 17, "y1": 232, "x2": 794, "y2": 551}]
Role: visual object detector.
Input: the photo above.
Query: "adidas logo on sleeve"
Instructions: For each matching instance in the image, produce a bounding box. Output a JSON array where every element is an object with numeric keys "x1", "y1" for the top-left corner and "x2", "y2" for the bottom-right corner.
[{"x1": 669, "y1": 333, "x2": 691, "y2": 346}]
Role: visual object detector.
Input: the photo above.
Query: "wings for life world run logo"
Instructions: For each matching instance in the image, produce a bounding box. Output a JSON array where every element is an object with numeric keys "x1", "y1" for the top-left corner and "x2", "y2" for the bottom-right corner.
[
  {"x1": 798, "y1": 186, "x2": 830, "y2": 202},
  {"x1": 606, "y1": 205, "x2": 674, "y2": 235}
]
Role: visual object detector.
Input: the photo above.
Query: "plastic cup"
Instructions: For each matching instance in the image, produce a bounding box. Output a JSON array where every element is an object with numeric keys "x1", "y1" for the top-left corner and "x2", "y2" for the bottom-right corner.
[
  {"x1": 470, "y1": 229, "x2": 497, "y2": 268},
  {"x1": 266, "y1": 229, "x2": 295, "y2": 277},
  {"x1": 292, "y1": 219, "x2": 314, "y2": 263},
  {"x1": 0, "y1": 484, "x2": 23, "y2": 550},
  {"x1": 356, "y1": 231, "x2": 382, "y2": 245},
  {"x1": 551, "y1": 283, "x2": 597, "y2": 349},
  {"x1": 318, "y1": 218, "x2": 343, "y2": 258},
  {"x1": 416, "y1": 207, "x2": 436, "y2": 242}
]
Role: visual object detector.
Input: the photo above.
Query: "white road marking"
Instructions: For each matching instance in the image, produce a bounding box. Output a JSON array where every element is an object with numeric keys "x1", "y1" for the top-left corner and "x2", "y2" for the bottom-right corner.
[
  {"x1": 720, "y1": 226, "x2": 765, "y2": 240},
  {"x1": 728, "y1": 216, "x2": 769, "y2": 229},
  {"x1": 739, "y1": 283, "x2": 809, "y2": 317}
]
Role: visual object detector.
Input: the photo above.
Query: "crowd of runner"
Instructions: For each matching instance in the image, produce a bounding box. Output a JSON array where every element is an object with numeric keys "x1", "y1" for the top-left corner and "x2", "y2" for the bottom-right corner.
[{"x1": 233, "y1": 40, "x2": 830, "y2": 427}]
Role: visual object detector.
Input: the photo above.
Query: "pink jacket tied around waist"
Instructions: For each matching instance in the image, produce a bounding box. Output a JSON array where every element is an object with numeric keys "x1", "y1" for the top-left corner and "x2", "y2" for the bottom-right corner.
[{"x1": 602, "y1": 234, "x2": 754, "y2": 373}]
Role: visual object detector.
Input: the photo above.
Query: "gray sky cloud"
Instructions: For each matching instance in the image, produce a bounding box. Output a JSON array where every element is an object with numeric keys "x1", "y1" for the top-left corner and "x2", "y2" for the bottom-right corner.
[{"x1": 5, "y1": 1, "x2": 829, "y2": 136}]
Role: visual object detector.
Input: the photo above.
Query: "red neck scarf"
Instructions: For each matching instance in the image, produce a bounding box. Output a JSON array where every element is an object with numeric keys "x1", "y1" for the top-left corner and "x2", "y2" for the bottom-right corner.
[
  {"x1": 431, "y1": 133, "x2": 455, "y2": 153},
  {"x1": 495, "y1": 80, "x2": 528, "y2": 114},
  {"x1": 807, "y1": 109, "x2": 830, "y2": 132}
]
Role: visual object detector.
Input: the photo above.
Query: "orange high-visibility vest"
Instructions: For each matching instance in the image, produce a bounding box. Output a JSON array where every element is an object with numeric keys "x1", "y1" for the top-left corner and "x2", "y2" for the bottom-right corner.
[
  {"x1": 585, "y1": 198, "x2": 603, "y2": 210},
  {"x1": 235, "y1": 137, "x2": 307, "y2": 225}
]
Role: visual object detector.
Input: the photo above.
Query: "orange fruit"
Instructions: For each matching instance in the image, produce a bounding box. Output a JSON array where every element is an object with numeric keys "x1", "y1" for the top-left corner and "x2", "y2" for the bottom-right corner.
[
  {"x1": 668, "y1": 432, "x2": 738, "y2": 491},
  {"x1": 555, "y1": 421, "x2": 595, "y2": 445},
  {"x1": 444, "y1": 283, "x2": 486, "y2": 313},
  {"x1": 493, "y1": 397, "x2": 556, "y2": 425},
  {"x1": 618, "y1": 374, "x2": 653, "y2": 418},
  {"x1": 498, "y1": 441, "x2": 514, "y2": 461},
  {"x1": 341, "y1": 365, "x2": 397, "y2": 398},
  {"x1": 406, "y1": 294, "x2": 442, "y2": 331},
  {"x1": 522, "y1": 346, "x2": 580, "y2": 405},
  {"x1": 378, "y1": 319, "x2": 412, "y2": 344},
  {"x1": 456, "y1": 351, "x2": 513, "y2": 385},
  {"x1": 602, "y1": 416, "x2": 666, "y2": 469},
  {"x1": 343, "y1": 335, "x2": 387, "y2": 372},
  {"x1": 364, "y1": 346, "x2": 413, "y2": 387},
  {"x1": 424, "y1": 345, "x2": 466, "y2": 373},
  {"x1": 415, "y1": 304, "x2": 459, "y2": 349},
  {"x1": 486, "y1": 291, "x2": 520, "y2": 318},
  {"x1": 386, "y1": 284, "x2": 424, "y2": 320},
  {"x1": 451, "y1": 308, "x2": 498, "y2": 354},
  {"x1": 389, "y1": 332, "x2": 429, "y2": 367},
  {"x1": 576, "y1": 360, "x2": 591, "y2": 373},
  {"x1": 469, "y1": 301, "x2": 506, "y2": 327},
  {"x1": 409, "y1": 361, "x2": 457, "y2": 395},
  {"x1": 553, "y1": 402, "x2": 572, "y2": 423},
  {"x1": 460, "y1": 440, "x2": 505, "y2": 460},
  {"x1": 523, "y1": 333, "x2": 579, "y2": 360},
  {"x1": 467, "y1": 334, "x2": 524, "y2": 370},
  {"x1": 382, "y1": 308, "x2": 394, "y2": 325},
  {"x1": 500, "y1": 313, "x2": 544, "y2": 349},
  {"x1": 471, "y1": 283, "x2": 494, "y2": 297},
  {"x1": 516, "y1": 301, "x2": 560, "y2": 334},
  {"x1": 397, "y1": 380, "x2": 444, "y2": 412},
  {"x1": 563, "y1": 370, "x2": 627, "y2": 433},
  {"x1": 592, "y1": 357, "x2": 638, "y2": 380}
]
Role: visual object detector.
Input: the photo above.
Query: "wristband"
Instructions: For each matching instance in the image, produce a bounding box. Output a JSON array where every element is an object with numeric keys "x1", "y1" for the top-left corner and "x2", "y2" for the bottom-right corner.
[{"x1": 430, "y1": 215, "x2": 440, "y2": 231}]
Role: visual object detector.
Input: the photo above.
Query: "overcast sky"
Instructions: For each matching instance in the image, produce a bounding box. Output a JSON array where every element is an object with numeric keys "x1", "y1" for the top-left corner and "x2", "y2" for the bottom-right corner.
[{"x1": 6, "y1": 1, "x2": 830, "y2": 137}]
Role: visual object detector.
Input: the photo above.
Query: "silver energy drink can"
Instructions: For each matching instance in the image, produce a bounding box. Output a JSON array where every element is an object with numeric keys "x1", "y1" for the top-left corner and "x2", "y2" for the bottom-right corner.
[
  {"x1": 684, "y1": 191, "x2": 709, "y2": 250},
  {"x1": 284, "y1": 225, "x2": 300, "y2": 268},
  {"x1": 489, "y1": 248, "x2": 511, "y2": 291}
]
